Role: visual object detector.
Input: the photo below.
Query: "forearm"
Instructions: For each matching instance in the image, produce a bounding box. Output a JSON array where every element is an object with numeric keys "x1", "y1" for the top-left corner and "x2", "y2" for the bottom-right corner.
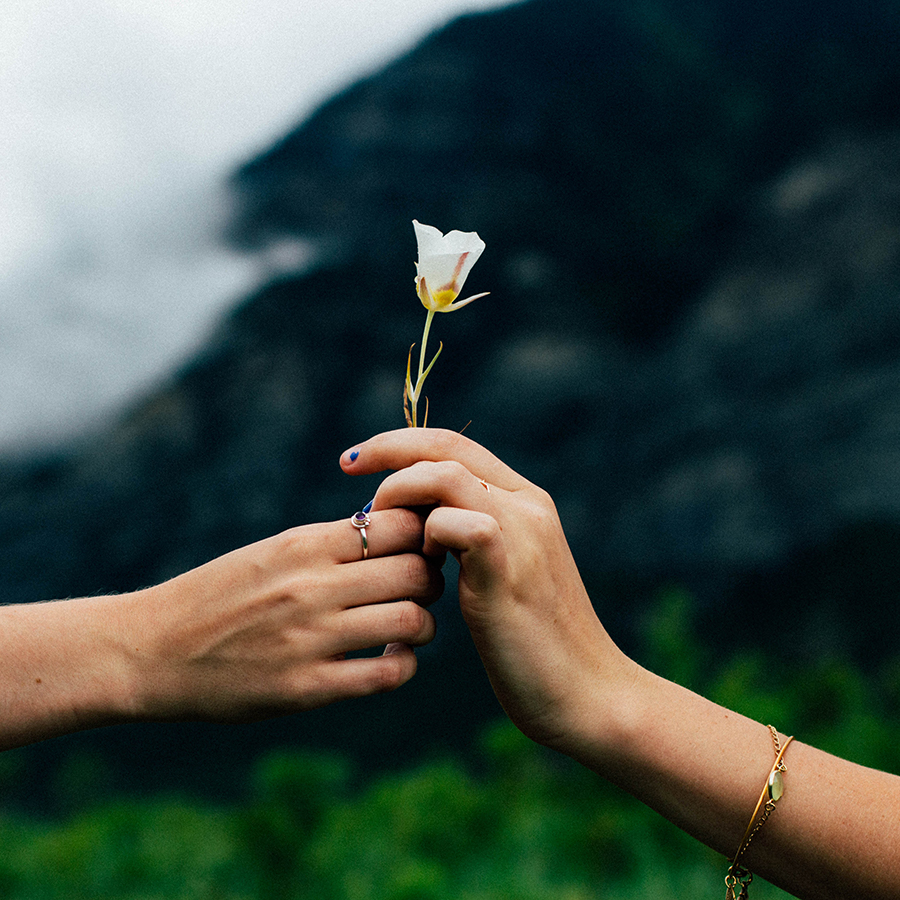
[
  {"x1": 0, "y1": 595, "x2": 138, "y2": 750},
  {"x1": 343, "y1": 429, "x2": 900, "y2": 899},
  {"x1": 0, "y1": 515, "x2": 441, "y2": 751},
  {"x1": 568, "y1": 665, "x2": 900, "y2": 900}
]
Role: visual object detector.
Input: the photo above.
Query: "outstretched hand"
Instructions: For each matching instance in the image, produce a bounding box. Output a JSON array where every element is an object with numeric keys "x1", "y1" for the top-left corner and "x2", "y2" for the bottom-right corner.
[
  {"x1": 128, "y1": 508, "x2": 443, "y2": 722},
  {"x1": 0, "y1": 507, "x2": 443, "y2": 750},
  {"x1": 341, "y1": 429, "x2": 633, "y2": 753}
]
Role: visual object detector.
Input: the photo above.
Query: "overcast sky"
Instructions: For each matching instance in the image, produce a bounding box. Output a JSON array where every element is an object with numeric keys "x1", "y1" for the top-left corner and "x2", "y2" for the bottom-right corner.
[{"x1": 0, "y1": 0, "x2": 514, "y2": 450}]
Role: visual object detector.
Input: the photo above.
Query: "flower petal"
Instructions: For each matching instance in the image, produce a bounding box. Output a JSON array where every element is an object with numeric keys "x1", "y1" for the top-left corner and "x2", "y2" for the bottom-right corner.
[
  {"x1": 438, "y1": 291, "x2": 490, "y2": 313},
  {"x1": 412, "y1": 221, "x2": 447, "y2": 260},
  {"x1": 413, "y1": 221, "x2": 486, "y2": 302}
]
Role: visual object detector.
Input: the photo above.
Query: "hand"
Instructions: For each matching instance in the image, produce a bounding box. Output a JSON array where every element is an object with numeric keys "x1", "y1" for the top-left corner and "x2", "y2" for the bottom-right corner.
[
  {"x1": 343, "y1": 433, "x2": 900, "y2": 900},
  {"x1": 122, "y1": 507, "x2": 442, "y2": 723},
  {"x1": 341, "y1": 429, "x2": 634, "y2": 754}
]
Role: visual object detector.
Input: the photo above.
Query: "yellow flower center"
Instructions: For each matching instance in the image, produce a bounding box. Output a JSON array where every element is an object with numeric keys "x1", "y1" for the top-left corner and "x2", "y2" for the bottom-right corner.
[{"x1": 430, "y1": 288, "x2": 458, "y2": 309}]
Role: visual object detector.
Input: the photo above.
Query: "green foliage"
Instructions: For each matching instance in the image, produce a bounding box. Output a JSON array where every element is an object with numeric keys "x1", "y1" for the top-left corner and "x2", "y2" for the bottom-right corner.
[
  {"x1": 0, "y1": 798, "x2": 246, "y2": 900},
  {"x1": 2, "y1": 591, "x2": 898, "y2": 899}
]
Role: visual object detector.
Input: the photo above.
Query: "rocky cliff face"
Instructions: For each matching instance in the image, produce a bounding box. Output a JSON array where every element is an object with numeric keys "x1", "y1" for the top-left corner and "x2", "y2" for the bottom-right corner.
[{"x1": 3, "y1": 0, "x2": 900, "y2": 792}]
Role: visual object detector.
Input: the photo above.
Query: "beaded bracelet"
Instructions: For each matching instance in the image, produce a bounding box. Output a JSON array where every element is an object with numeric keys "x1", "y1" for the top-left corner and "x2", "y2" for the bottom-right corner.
[{"x1": 724, "y1": 725, "x2": 794, "y2": 900}]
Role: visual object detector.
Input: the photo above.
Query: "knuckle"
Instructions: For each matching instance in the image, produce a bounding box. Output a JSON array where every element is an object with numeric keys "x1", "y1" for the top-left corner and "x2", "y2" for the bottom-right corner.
[
  {"x1": 430, "y1": 459, "x2": 471, "y2": 488},
  {"x1": 532, "y1": 485, "x2": 556, "y2": 509},
  {"x1": 468, "y1": 514, "x2": 502, "y2": 548},
  {"x1": 524, "y1": 487, "x2": 560, "y2": 528},
  {"x1": 400, "y1": 551, "x2": 429, "y2": 587},
  {"x1": 269, "y1": 524, "x2": 312, "y2": 560},
  {"x1": 390, "y1": 505, "x2": 425, "y2": 539},
  {"x1": 436, "y1": 428, "x2": 469, "y2": 457},
  {"x1": 274, "y1": 575, "x2": 316, "y2": 620},
  {"x1": 409, "y1": 458, "x2": 454, "y2": 476},
  {"x1": 286, "y1": 571, "x2": 317, "y2": 602},
  {"x1": 401, "y1": 555, "x2": 444, "y2": 601},
  {"x1": 393, "y1": 599, "x2": 428, "y2": 639},
  {"x1": 373, "y1": 652, "x2": 413, "y2": 693}
]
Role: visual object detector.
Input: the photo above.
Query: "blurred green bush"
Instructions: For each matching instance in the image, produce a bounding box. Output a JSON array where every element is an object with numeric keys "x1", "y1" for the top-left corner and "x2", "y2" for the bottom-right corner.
[{"x1": 2, "y1": 589, "x2": 896, "y2": 899}]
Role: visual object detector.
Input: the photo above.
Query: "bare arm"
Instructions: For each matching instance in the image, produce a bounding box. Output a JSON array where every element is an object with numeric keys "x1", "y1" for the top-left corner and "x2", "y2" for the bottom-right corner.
[
  {"x1": 343, "y1": 429, "x2": 900, "y2": 900},
  {"x1": 0, "y1": 507, "x2": 441, "y2": 750}
]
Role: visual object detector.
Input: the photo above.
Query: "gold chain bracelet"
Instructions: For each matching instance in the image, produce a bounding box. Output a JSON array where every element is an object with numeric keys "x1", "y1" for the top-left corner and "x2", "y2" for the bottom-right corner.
[{"x1": 724, "y1": 725, "x2": 794, "y2": 900}]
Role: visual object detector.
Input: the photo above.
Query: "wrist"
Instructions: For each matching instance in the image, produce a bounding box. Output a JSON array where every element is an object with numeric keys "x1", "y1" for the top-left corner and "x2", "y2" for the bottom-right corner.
[
  {"x1": 0, "y1": 594, "x2": 145, "y2": 749},
  {"x1": 62, "y1": 593, "x2": 147, "y2": 729},
  {"x1": 112, "y1": 584, "x2": 183, "y2": 723},
  {"x1": 548, "y1": 652, "x2": 656, "y2": 775}
]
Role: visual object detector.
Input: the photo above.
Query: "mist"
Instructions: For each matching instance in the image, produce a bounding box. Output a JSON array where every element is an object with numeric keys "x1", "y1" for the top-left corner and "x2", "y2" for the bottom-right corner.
[{"x1": 0, "y1": 0, "x2": 514, "y2": 449}]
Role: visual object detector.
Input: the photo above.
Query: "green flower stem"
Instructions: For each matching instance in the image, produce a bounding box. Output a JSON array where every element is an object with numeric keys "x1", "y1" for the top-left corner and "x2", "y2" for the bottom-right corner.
[
  {"x1": 409, "y1": 309, "x2": 442, "y2": 427},
  {"x1": 418, "y1": 309, "x2": 436, "y2": 386}
]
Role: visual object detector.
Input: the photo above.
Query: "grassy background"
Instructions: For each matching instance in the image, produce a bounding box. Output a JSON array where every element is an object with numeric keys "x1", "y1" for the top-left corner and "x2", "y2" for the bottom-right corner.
[{"x1": 2, "y1": 590, "x2": 896, "y2": 899}]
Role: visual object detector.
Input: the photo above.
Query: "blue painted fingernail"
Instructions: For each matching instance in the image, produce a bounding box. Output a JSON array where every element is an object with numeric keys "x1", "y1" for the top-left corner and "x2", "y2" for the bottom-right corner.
[
  {"x1": 362, "y1": 498, "x2": 374, "y2": 514},
  {"x1": 349, "y1": 449, "x2": 360, "y2": 462}
]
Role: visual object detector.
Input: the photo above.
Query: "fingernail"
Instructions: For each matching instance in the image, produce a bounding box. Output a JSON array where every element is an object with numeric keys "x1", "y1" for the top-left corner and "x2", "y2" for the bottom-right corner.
[
  {"x1": 362, "y1": 498, "x2": 374, "y2": 514},
  {"x1": 349, "y1": 449, "x2": 360, "y2": 462}
]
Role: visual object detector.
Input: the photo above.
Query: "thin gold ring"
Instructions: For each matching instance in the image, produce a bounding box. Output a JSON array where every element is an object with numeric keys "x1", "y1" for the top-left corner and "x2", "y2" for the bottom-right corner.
[
  {"x1": 479, "y1": 479, "x2": 491, "y2": 494},
  {"x1": 351, "y1": 511, "x2": 371, "y2": 560}
]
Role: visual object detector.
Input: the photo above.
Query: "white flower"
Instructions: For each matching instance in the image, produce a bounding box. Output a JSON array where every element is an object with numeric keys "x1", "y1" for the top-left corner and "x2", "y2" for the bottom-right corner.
[
  {"x1": 413, "y1": 220, "x2": 489, "y2": 312},
  {"x1": 404, "y1": 220, "x2": 489, "y2": 427}
]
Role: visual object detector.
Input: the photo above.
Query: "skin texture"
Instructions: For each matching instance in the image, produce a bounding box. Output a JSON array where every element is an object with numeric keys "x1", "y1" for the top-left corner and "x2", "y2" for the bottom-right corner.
[
  {"x1": 0, "y1": 508, "x2": 442, "y2": 751},
  {"x1": 342, "y1": 428, "x2": 900, "y2": 900}
]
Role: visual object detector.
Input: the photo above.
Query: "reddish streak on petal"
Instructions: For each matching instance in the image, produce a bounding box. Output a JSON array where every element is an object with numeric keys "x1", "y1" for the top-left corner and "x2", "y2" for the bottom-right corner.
[{"x1": 442, "y1": 251, "x2": 469, "y2": 293}]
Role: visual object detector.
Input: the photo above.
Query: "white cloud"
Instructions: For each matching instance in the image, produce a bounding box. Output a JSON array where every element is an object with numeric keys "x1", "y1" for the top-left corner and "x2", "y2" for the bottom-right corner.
[{"x1": 0, "y1": 0, "x2": 514, "y2": 450}]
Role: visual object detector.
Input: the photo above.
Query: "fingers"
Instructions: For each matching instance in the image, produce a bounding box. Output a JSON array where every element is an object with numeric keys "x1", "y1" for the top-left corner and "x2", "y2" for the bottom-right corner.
[
  {"x1": 335, "y1": 552, "x2": 445, "y2": 609},
  {"x1": 281, "y1": 507, "x2": 429, "y2": 566},
  {"x1": 340, "y1": 436, "x2": 515, "y2": 602},
  {"x1": 333, "y1": 598, "x2": 437, "y2": 655},
  {"x1": 309, "y1": 645, "x2": 421, "y2": 704},
  {"x1": 341, "y1": 428, "x2": 531, "y2": 492},
  {"x1": 424, "y1": 505, "x2": 506, "y2": 596},
  {"x1": 371, "y1": 458, "x2": 500, "y2": 518},
  {"x1": 295, "y1": 592, "x2": 439, "y2": 707}
]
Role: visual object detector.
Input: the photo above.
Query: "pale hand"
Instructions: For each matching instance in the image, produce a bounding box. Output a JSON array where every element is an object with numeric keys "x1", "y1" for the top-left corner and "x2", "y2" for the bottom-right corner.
[{"x1": 342, "y1": 428, "x2": 634, "y2": 754}]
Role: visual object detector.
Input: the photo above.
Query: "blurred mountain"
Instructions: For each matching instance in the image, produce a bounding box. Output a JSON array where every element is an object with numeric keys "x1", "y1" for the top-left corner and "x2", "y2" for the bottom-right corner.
[{"x1": 3, "y1": 0, "x2": 900, "y2": 800}]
